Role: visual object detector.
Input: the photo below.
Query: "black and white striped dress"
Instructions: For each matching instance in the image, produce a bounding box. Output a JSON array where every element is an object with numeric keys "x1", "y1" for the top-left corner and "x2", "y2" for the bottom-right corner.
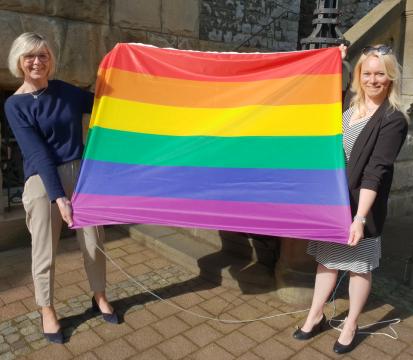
[{"x1": 307, "y1": 107, "x2": 381, "y2": 274}]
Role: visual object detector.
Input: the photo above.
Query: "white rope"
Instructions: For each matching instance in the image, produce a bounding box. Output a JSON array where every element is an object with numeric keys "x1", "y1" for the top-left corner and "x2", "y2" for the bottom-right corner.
[
  {"x1": 327, "y1": 271, "x2": 401, "y2": 339},
  {"x1": 95, "y1": 243, "x2": 401, "y2": 336}
]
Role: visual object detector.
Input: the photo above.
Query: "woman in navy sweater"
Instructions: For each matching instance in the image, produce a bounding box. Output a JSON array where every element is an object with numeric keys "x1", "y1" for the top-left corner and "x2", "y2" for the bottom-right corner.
[{"x1": 5, "y1": 32, "x2": 118, "y2": 344}]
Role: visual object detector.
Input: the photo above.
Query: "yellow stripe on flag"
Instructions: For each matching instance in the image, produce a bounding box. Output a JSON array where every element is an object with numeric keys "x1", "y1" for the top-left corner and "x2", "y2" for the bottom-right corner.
[{"x1": 91, "y1": 96, "x2": 342, "y2": 137}]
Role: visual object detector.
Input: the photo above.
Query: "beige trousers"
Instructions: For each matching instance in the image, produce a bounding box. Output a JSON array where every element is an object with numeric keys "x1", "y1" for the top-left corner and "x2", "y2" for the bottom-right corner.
[{"x1": 22, "y1": 160, "x2": 106, "y2": 306}]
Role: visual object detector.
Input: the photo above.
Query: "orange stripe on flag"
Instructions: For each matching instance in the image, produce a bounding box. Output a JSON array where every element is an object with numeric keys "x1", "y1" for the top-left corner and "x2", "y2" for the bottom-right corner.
[{"x1": 95, "y1": 67, "x2": 342, "y2": 107}]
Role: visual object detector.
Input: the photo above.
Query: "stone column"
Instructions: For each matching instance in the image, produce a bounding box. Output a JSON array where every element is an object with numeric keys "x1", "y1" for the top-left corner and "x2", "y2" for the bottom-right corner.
[
  {"x1": 402, "y1": 0, "x2": 413, "y2": 111},
  {"x1": 274, "y1": 238, "x2": 317, "y2": 304}
]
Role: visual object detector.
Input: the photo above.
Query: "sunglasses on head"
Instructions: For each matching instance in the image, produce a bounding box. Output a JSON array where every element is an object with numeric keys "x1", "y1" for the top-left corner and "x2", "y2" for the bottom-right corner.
[{"x1": 362, "y1": 45, "x2": 392, "y2": 55}]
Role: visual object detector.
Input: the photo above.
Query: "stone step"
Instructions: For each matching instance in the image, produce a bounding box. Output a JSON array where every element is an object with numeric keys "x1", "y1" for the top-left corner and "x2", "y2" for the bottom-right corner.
[
  {"x1": 172, "y1": 227, "x2": 278, "y2": 268},
  {"x1": 0, "y1": 205, "x2": 30, "y2": 251},
  {"x1": 119, "y1": 224, "x2": 276, "y2": 292}
]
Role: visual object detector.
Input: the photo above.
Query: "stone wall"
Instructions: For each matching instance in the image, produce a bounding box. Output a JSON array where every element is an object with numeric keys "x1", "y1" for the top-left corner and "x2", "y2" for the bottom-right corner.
[
  {"x1": 0, "y1": 0, "x2": 202, "y2": 89},
  {"x1": 200, "y1": 0, "x2": 301, "y2": 51}
]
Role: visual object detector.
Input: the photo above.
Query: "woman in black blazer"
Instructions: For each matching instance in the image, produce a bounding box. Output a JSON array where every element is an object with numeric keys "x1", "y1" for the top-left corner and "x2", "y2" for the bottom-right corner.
[{"x1": 292, "y1": 45, "x2": 408, "y2": 354}]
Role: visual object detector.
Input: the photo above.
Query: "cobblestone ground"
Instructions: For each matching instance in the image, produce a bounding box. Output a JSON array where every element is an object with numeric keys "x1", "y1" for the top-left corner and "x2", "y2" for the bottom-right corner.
[{"x1": 0, "y1": 227, "x2": 412, "y2": 360}]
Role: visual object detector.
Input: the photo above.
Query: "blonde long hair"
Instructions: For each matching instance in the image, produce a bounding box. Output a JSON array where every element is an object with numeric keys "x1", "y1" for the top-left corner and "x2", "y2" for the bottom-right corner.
[{"x1": 350, "y1": 46, "x2": 402, "y2": 116}]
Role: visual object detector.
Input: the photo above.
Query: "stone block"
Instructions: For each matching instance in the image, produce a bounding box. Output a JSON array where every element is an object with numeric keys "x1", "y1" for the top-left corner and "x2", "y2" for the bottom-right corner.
[
  {"x1": 397, "y1": 133, "x2": 413, "y2": 161},
  {"x1": 112, "y1": 0, "x2": 161, "y2": 32},
  {"x1": 178, "y1": 37, "x2": 200, "y2": 50},
  {"x1": 147, "y1": 31, "x2": 178, "y2": 48},
  {"x1": 0, "y1": 0, "x2": 45, "y2": 14},
  {"x1": 59, "y1": 22, "x2": 108, "y2": 87},
  {"x1": 392, "y1": 160, "x2": 413, "y2": 191},
  {"x1": 0, "y1": 11, "x2": 23, "y2": 88},
  {"x1": 118, "y1": 28, "x2": 147, "y2": 44},
  {"x1": 45, "y1": 0, "x2": 109, "y2": 24},
  {"x1": 161, "y1": 0, "x2": 199, "y2": 37},
  {"x1": 388, "y1": 190, "x2": 413, "y2": 217}
]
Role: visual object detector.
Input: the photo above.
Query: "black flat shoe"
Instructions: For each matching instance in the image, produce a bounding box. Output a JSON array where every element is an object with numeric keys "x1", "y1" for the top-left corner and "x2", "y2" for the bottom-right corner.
[
  {"x1": 293, "y1": 313, "x2": 326, "y2": 340},
  {"x1": 92, "y1": 297, "x2": 119, "y2": 324},
  {"x1": 40, "y1": 316, "x2": 64, "y2": 344},
  {"x1": 333, "y1": 327, "x2": 358, "y2": 354}
]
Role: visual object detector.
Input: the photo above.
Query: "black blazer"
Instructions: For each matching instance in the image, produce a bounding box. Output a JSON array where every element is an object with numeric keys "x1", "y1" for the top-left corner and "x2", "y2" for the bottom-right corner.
[{"x1": 345, "y1": 99, "x2": 408, "y2": 237}]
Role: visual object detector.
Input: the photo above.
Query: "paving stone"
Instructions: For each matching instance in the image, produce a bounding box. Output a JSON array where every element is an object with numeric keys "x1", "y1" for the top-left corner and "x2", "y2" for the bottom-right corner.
[
  {"x1": 349, "y1": 342, "x2": 392, "y2": 360},
  {"x1": 252, "y1": 338, "x2": 295, "y2": 360},
  {"x1": 239, "y1": 320, "x2": 277, "y2": 343},
  {"x1": 25, "y1": 333, "x2": 43, "y2": 342},
  {"x1": 191, "y1": 343, "x2": 235, "y2": 360},
  {"x1": 126, "y1": 264, "x2": 153, "y2": 278},
  {"x1": 0, "y1": 351, "x2": 15, "y2": 360},
  {"x1": 73, "y1": 351, "x2": 99, "y2": 360},
  {"x1": 93, "y1": 338, "x2": 136, "y2": 360},
  {"x1": 0, "y1": 343, "x2": 11, "y2": 352},
  {"x1": 14, "y1": 315, "x2": 28, "y2": 323},
  {"x1": 290, "y1": 346, "x2": 332, "y2": 360},
  {"x1": 176, "y1": 305, "x2": 210, "y2": 327},
  {"x1": 65, "y1": 329, "x2": 104, "y2": 355},
  {"x1": 246, "y1": 298, "x2": 275, "y2": 314},
  {"x1": 121, "y1": 244, "x2": 145, "y2": 254},
  {"x1": 144, "y1": 258, "x2": 171, "y2": 270},
  {"x1": 199, "y1": 297, "x2": 231, "y2": 316},
  {"x1": 125, "y1": 326, "x2": 164, "y2": 352},
  {"x1": 124, "y1": 309, "x2": 158, "y2": 330},
  {"x1": 171, "y1": 292, "x2": 204, "y2": 309},
  {"x1": 237, "y1": 352, "x2": 262, "y2": 360},
  {"x1": 93, "y1": 322, "x2": 133, "y2": 341},
  {"x1": 20, "y1": 325, "x2": 37, "y2": 337},
  {"x1": 27, "y1": 343, "x2": 73, "y2": 360},
  {"x1": 395, "y1": 353, "x2": 413, "y2": 360},
  {"x1": 364, "y1": 331, "x2": 408, "y2": 356},
  {"x1": 30, "y1": 338, "x2": 48, "y2": 350},
  {"x1": 104, "y1": 238, "x2": 135, "y2": 250},
  {"x1": 123, "y1": 253, "x2": 148, "y2": 265},
  {"x1": 54, "y1": 284, "x2": 85, "y2": 302},
  {"x1": 0, "y1": 303, "x2": 27, "y2": 321},
  {"x1": 1, "y1": 326, "x2": 18, "y2": 336},
  {"x1": 56, "y1": 270, "x2": 88, "y2": 287},
  {"x1": 26, "y1": 312, "x2": 40, "y2": 320},
  {"x1": 128, "y1": 347, "x2": 168, "y2": 360},
  {"x1": 106, "y1": 271, "x2": 127, "y2": 285},
  {"x1": 147, "y1": 300, "x2": 180, "y2": 318},
  {"x1": 263, "y1": 310, "x2": 299, "y2": 331},
  {"x1": 216, "y1": 331, "x2": 257, "y2": 357},
  {"x1": 5, "y1": 333, "x2": 21, "y2": 343},
  {"x1": 151, "y1": 315, "x2": 190, "y2": 338},
  {"x1": 0, "y1": 322, "x2": 12, "y2": 332},
  {"x1": 105, "y1": 248, "x2": 128, "y2": 259},
  {"x1": 14, "y1": 345, "x2": 31, "y2": 356},
  {"x1": 156, "y1": 334, "x2": 198, "y2": 359},
  {"x1": 183, "y1": 323, "x2": 221, "y2": 347}
]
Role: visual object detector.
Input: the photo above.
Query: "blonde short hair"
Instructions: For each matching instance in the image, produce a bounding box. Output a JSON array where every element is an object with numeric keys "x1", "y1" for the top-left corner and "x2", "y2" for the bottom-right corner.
[
  {"x1": 8, "y1": 32, "x2": 56, "y2": 78},
  {"x1": 350, "y1": 45, "x2": 402, "y2": 114}
]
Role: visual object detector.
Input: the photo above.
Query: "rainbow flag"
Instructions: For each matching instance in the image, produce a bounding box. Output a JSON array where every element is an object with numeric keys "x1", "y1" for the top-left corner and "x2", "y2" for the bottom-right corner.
[{"x1": 72, "y1": 43, "x2": 351, "y2": 243}]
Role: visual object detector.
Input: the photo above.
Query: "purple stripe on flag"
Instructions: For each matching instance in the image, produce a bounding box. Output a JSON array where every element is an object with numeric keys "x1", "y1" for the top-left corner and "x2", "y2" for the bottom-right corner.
[
  {"x1": 72, "y1": 193, "x2": 351, "y2": 243},
  {"x1": 76, "y1": 159, "x2": 349, "y2": 205}
]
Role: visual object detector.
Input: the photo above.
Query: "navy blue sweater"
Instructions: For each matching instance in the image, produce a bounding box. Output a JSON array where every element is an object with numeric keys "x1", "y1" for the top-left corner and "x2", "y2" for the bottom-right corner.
[{"x1": 4, "y1": 80, "x2": 94, "y2": 201}]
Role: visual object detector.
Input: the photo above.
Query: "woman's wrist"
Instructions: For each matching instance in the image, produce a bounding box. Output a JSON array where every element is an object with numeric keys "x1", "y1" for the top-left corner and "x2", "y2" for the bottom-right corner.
[
  {"x1": 56, "y1": 196, "x2": 70, "y2": 206},
  {"x1": 353, "y1": 214, "x2": 366, "y2": 225}
]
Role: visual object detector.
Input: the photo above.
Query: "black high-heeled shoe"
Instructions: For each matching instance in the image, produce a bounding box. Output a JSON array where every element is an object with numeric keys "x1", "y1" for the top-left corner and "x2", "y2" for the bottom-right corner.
[
  {"x1": 333, "y1": 327, "x2": 358, "y2": 354},
  {"x1": 40, "y1": 315, "x2": 64, "y2": 344},
  {"x1": 92, "y1": 297, "x2": 119, "y2": 324},
  {"x1": 293, "y1": 313, "x2": 326, "y2": 340}
]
